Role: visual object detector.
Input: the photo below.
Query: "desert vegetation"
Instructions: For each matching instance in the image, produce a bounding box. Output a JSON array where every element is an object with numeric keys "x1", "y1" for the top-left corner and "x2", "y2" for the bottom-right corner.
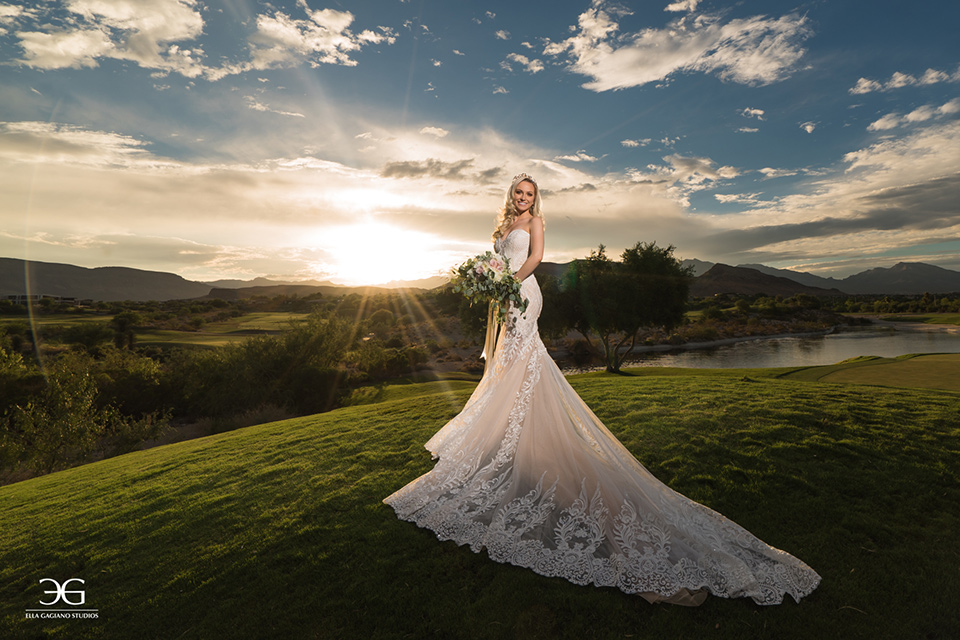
[{"x1": 3, "y1": 248, "x2": 960, "y2": 482}]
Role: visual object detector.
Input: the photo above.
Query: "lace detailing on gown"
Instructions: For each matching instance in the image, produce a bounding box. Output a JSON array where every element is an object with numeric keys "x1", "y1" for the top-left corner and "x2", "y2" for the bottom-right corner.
[{"x1": 384, "y1": 229, "x2": 820, "y2": 605}]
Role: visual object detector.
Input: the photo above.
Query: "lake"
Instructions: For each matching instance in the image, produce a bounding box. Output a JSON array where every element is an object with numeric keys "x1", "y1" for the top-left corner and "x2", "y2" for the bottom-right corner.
[{"x1": 620, "y1": 325, "x2": 960, "y2": 369}]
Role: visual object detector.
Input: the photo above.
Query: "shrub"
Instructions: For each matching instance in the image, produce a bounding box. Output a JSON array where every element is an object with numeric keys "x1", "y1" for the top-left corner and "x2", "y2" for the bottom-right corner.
[
  {"x1": 161, "y1": 312, "x2": 350, "y2": 420},
  {"x1": 1, "y1": 353, "x2": 167, "y2": 474}
]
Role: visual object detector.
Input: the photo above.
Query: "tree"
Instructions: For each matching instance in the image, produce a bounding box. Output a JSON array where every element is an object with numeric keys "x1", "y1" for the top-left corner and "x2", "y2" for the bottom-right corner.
[
  {"x1": 63, "y1": 322, "x2": 114, "y2": 353},
  {"x1": 109, "y1": 310, "x2": 143, "y2": 349},
  {"x1": 563, "y1": 242, "x2": 692, "y2": 372}
]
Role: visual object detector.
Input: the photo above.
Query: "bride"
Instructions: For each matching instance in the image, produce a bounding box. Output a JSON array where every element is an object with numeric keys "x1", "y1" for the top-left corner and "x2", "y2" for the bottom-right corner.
[{"x1": 384, "y1": 173, "x2": 821, "y2": 605}]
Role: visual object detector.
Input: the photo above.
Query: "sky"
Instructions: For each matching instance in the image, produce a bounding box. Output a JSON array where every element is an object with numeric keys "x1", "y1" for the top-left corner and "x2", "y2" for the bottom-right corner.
[{"x1": 1, "y1": 0, "x2": 959, "y2": 285}]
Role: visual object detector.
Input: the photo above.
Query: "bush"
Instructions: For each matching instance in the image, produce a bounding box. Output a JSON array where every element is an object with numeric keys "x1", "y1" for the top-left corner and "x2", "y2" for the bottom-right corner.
[
  {"x1": 161, "y1": 312, "x2": 350, "y2": 420},
  {"x1": 63, "y1": 322, "x2": 114, "y2": 353},
  {"x1": 0, "y1": 353, "x2": 167, "y2": 474}
]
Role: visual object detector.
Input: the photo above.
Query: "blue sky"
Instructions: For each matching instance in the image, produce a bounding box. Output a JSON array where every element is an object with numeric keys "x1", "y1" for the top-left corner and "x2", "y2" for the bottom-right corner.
[{"x1": 1, "y1": 0, "x2": 959, "y2": 285}]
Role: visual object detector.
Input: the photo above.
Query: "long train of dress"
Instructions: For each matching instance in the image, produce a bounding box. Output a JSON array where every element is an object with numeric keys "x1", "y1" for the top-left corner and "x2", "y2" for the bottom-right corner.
[{"x1": 384, "y1": 229, "x2": 821, "y2": 605}]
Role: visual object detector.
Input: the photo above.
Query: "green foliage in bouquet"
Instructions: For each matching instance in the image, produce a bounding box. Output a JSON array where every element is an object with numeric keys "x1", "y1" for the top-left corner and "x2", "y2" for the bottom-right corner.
[{"x1": 450, "y1": 251, "x2": 529, "y2": 323}]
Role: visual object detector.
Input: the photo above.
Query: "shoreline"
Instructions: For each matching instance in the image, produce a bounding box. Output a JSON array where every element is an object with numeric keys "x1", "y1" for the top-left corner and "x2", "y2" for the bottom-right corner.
[{"x1": 555, "y1": 319, "x2": 960, "y2": 373}]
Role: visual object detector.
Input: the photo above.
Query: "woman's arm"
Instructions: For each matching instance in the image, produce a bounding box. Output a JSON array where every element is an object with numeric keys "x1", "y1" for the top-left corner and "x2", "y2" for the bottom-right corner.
[{"x1": 514, "y1": 217, "x2": 544, "y2": 282}]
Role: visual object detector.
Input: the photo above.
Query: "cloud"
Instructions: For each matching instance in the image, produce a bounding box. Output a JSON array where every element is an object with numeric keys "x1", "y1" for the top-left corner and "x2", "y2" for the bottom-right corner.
[
  {"x1": 867, "y1": 113, "x2": 901, "y2": 131},
  {"x1": 715, "y1": 192, "x2": 760, "y2": 204},
  {"x1": 419, "y1": 126, "x2": 449, "y2": 138},
  {"x1": 850, "y1": 65, "x2": 960, "y2": 93},
  {"x1": 15, "y1": 0, "x2": 206, "y2": 77},
  {"x1": 0, "y1": 3, "x2": 31, "y2": 24},
  {"x1": 741, "y1": 107, "x2": 765, "y2": 120},
  {"x1": 494, "y1": 29, "x2": 510, "y2": 40},
  {"x1": 800, "y1": 121, "x2": 816, "y2": 133},
  {"x1": 8, "y1": 1, "x2": 396, "y2": 80},
  {"x1": 492, "y1": 85, "x2": 508, "y2": 94},
  {"x1": 866, "y1": 98, "x2": 960, "y2": 131},
  {"x1": 904, "y1": 105, "x2": 936, "y2": 123},
  {"x1": 620, "y1": 138, "x2": 651, "y2": 147},
  {"x1": 0, "y1": 116, "x2": 702, "y2": 280},
  {"x1": 545, "y1": 1, "x2": 811, "y2": 92},
  {"x1": 920, "y1": 68, "x2": 952, "y2": 84},
  {"x1": 738, "y1": 127, "x2": 758, "y2": 133},
  {"x1": 501, "y1": 52, "x2": 544, "y2": 74},
  {"x1": 698, "y1": 119, "x2": 960, "y2": 266},
  {"x1": 16, "y1": 27, "x2": 116, "y2": 70},
  {"x1": 849, "y1": 77, "x2": 882, "y2": 94},
  {"x1": 610, "y1": 153, "x2": 741, "y2": 208},
  {"x1": 0, "y1": 120, "x2": 157, "y2": 167},
  {"x1": 938, "y1": 98, "x2": 960, "y2": 115},
  {"x1": 380, "y1": 158, "x2": 482, "y2": 180},
  {"x1": 885, "y1": 71, "x2": 916, "y2": 89},
  {"x1": 554, "y1": 150, "x2": 600, "y2": 162},
  {"x1": 663, "y1": 154, "x2": 739, "y2": 182},
  {"x1": 244, "y1": 7, "x2": 396, "y2": 73},
  {"x1": 664, "y1": 0, "x2": 701, "y2": 13},
  {"x1": 245, "y1": 96, "x2": 305, "y2": 118},
  {"x1": 758, "y1": 167, "x2": 797, "y2": 178}
]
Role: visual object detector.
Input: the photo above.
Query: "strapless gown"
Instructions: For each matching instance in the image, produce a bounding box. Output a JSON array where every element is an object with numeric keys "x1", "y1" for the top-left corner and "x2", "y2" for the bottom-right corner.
[{"x1": 384, "y1": 229, "x2": 820, "y2": 605}]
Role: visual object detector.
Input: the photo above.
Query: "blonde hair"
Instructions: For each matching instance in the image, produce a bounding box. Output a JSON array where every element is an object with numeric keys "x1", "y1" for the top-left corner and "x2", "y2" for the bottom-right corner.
[{"x1": 492, "y1": 172, "x2": 544, "y2": 241}]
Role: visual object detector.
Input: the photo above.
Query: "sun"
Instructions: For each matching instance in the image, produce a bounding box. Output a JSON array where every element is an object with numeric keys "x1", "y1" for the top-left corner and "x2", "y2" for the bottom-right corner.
[{"x1": 313, "y1": 222, "x2": 449, "y2": 286}]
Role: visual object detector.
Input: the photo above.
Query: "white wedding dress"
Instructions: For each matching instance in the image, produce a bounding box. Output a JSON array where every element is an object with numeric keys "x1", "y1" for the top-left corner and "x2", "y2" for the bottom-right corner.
[{"x1": 384, "y1": 229, "x2": 821, "y2": 605}]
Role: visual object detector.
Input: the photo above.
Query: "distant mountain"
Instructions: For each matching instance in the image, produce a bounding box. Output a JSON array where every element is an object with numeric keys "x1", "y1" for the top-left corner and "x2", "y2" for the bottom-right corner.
[
  {"x1": 5, "y1": 255, "x2": 958, "y2": 302},
  {"x1": 534, "y1": 261, "x2": 573, "y2": 279},
  {"x1": 376, "y1": 275, "x2": 450, "y2": 289},
  {"x1": 203, "y1": 282, "x2": 441, "y2": 300},
  {"x1": 734, "y1": 261, "x2": 960, "y2": 294},
  {"x1": 205, "y1": 275, "x2": 449, "y2": 290},
  {"x1": 737, "y1": 263, "x2": 845, "y2": 292},
  {"x1": 682, "y1": 258, "x2": 715, "y2": 277},
  {"x1": 535, "y1": 260, "x2": 716, "y2": 280},
  {"x1": 203, "y1": 277, "x2": 338, "y2": 289},
  {"x1": 691, "y1": 264, "x2": 843, "y2": 298},
  {"x1": 839, "y1": 262, "x2": 960, "y2": 294},
  {"x1": 0, "y1": 258, "x2": 211, "y2": 302}
]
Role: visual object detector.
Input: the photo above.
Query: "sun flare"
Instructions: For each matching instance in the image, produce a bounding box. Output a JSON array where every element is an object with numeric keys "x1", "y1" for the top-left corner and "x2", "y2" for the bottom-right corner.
[{"x1": 311, "y1": 222, "x2": 451, "y2": 286}]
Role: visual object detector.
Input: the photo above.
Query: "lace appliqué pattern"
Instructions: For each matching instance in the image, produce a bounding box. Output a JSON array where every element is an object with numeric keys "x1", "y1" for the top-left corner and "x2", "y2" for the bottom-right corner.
[{"x1": 384, "y1": 228, "x2": 821, "y2": 605}]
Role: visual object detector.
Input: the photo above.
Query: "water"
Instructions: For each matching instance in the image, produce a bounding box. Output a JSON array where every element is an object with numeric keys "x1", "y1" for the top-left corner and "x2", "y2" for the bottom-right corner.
[{"x1": 621, "y1": 325, "x2": 960, "y2": 369}]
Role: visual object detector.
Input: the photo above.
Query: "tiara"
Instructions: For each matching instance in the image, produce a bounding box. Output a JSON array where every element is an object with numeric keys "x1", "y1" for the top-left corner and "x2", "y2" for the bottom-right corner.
[{"x1": 513, "y1": 172, "x2": 536, "y2": 185}]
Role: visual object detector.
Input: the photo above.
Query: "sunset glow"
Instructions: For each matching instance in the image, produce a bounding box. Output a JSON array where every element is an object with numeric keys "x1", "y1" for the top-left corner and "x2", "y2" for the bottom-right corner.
[
  {"x1": 311, "y1": 223, "x2": 453, "y2": 286},
  {"x1": 1, "y1": 1, "x2": 959, "y2": 283}
]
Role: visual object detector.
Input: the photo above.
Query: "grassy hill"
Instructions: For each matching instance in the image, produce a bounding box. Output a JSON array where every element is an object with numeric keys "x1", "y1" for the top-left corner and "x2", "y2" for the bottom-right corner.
[{"x1": 1, "y1": 365, "x2": 959, "y2": 639}]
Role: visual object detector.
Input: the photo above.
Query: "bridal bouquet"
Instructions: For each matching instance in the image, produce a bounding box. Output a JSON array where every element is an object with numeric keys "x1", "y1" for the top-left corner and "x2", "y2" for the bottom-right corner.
[{"x1": 451, "y1": 251, "x2": 528, "y2": 322}]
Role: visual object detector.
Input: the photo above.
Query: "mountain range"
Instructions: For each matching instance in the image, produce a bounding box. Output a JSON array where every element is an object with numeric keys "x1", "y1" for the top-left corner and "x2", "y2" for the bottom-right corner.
[
  {"x1": 684, "y1": 260, "x2": 960, "y2": 296},
  {"x1": 0, "y1": 258, "x2": 444, "y2": 302},
  {"x1": 1, "y1": 257, "x2": 959, "y2": 302}
]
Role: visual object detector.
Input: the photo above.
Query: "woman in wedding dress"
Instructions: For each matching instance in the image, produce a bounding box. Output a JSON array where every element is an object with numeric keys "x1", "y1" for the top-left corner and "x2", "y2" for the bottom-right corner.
[{"x1": 384, "y1": 173, "x2": 821, "y2": 605}]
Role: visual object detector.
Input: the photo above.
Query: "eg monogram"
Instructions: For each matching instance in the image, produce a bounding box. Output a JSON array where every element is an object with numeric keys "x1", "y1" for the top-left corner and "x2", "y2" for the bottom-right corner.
[{"x1": 39, "y1": 578, "x2": 86, "y2": 606}]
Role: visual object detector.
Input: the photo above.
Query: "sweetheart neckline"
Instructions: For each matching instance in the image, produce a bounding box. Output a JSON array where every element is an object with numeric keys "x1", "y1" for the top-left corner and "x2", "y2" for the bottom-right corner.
[{"x1": 502, "y1": 228, "x2": 530, "y2": 244}]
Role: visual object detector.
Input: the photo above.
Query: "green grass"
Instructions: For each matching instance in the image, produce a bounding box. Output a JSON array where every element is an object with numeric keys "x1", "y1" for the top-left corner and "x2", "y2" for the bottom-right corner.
[
  {"x1": 1, "y1": 367, "x2": 959, "y2": 639},
  {"x1": 0, "y1": 314, "x2": 114, "y2": 327},
  {"x1": 879, "y1": 313, "x2": 960, "y2": 326},
  {"x1": 134, "y1": 329, "x2": 250, "y2": 348},
  {"x1": 136, "y1": 313, "x2": 312, "y2": 348},
  {"x1": 779, "y1": 353, "x2": 960, "y2": 392},
  {"x1": 202, "y1": 312, "x2": 313, "y2": 333},
  {"x1": 0, "y1": 311, "x2": 314, "y2": 349}
]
